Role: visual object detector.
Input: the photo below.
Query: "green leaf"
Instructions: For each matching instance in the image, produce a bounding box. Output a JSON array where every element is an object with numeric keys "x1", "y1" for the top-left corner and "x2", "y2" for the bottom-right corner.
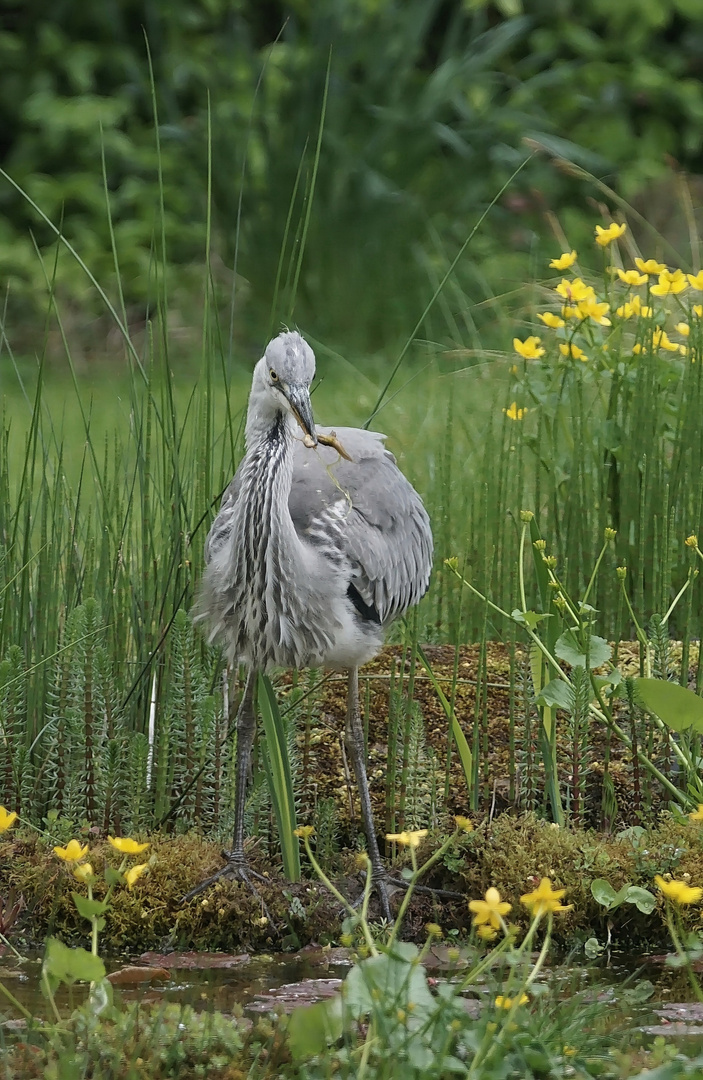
[
  {"x1": 288, "y1": 996, "x2": 342, "y2": 1061},
  {"x1": 536, "y1": 678, "x2": 574, "y2": 711},
  {"x1": 591, "y1": 879, "x2": 617, "y2": 909},
  {"x1": 555, "y1": 631, "x2": 611, "y2": 669},
  {"x1": 511, "y1": 609, "x2": 551, "y2": 630},
  {"x1": 634, "y1": 678, "x2": 703, "y2": 734},
  {"x1": 584, "y1": 937, "x2": 604, "y2": 959},
  {"x1": 42, "y1": 937, "x2": 105, "y2": 996},
  {"x1": 258, "y1": 674, "x2": 300, "y2": 882},
  {"x1": 344, "y1": 944, "x2": 434, "y2": 1022},
  {"x1": 624, "y1": 886, "x2": 656, "y2": 914},
  {"x1": 71, "y1": 893, "x2": 109, "y2": 921},
  {"x1": 104, "y1": 867, "x2": 122, "y2": 887}
]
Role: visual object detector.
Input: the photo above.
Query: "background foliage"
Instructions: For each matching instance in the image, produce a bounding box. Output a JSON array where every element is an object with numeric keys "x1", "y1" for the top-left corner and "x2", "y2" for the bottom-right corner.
[{"x1": 2, "y1": 0, "x2": 703, "y2": 350}]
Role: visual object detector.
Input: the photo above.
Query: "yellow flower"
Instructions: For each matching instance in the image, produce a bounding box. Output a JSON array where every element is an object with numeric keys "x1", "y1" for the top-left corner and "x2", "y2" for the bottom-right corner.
[
  {"x1": 635, "y1": 257, "x2": 666, "y2": 275},
  {"x1": 513, "y1": 336, "x2": 545, "y2": 360},
  {"x1": 495, "y1": 994, "x2": 528, "y2": 1009},
  {"x1": 503, "y1": 402, "x2": 527, "y2": 421},
  {"x1": 632, "y1": 343, "x2": 644, "y2": 355},
  {"x1": 469, "y1": 886, "x2": 512, "y2": 930},
  {"x1": 595, "y1": 222, "x2": 627, "y2": 247},
  {"x1": 536, "y1": 311, "x2": 565, "y2": 329},
  {"x1": 477, "y1": 924, "x2": 497, "y2": 942},
  {"x1": 652, "y1": 328, "x2": 680, "y2": 352},
  {"x1": 576, "y1": 298, "x2": 611, "y2": 326},
  {"x1": 687, "y1": 272, "x2": 703, "y2": 290},
  {"x1": 559, "y1": 343, "x2": 588, "y2": 362},
  {"x1": 73, "y1": 863, "x2": 94, "y2": 883},
  {"x1": 615, "y1": 268, "x2": 648, "y2": 286},
  {"x1": 650, "y1": 269, "x2": 688, "y2": 297},
  {"x1": 54, "y1": 839, "x2": 89, "y2": 863},
  {"x1": 654, "y1": 875, "x2": 703, "y2": 905},
  {"x1": 520, "y1": 877, "x2": 572, "y2": 916},
  {"x1": 108, "y1": 836, "x2": 150, "y2": 855},
  {"x1": 0, "y1": 807, "x2": 18, "y2": 834},
  {"x1": 677, "y1": 322, "x2": 691, "y2": 337},
  {"x1": 124, "y1": 863, "x2": 149, "y2": 890},
  {"x1": 549, "y1": 250, "x2": 577, "y2": 270},
  {"x1": 555, "y1": 277, "x2": 594, "y2": 303},
  {"x1": 385, "y1": 829, "x2": 428, "y2": 848},
  {"x1": 688, "y1": 803, "x2": 703, "y2": 820},
  {"x1": 694, "y1": 305, "x2": 703, "y2": 318},
  {"x1": 425, "y1": 922, "x2": 442, "y2": 937},
  {"x1": 294, "y1": 825, "x2": 315, "y2": 839},
  {"x1": 454, "y1": 816, "x2": 474, "y2": 833}
]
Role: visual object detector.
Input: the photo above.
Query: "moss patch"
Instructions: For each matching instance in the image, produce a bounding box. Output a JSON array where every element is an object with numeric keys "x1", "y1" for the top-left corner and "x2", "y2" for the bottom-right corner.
[{"x1": 3, "y1": 813, "x2": 703, "y2": 953}]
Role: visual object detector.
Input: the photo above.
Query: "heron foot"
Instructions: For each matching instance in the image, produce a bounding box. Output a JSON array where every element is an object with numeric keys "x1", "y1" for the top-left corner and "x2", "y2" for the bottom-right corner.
[{"x1": 181, "y1": 852, "x2": 275, "y2": 925}]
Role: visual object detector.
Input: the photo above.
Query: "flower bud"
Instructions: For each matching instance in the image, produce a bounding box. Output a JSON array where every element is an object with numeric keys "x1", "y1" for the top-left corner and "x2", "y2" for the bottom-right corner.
[
  {"x1": 604, "y1": 527, "x2": 616, "y2": 541},
  {"x1": 520, "y1": 510, "x2": 534, "y2": 522},
  {"x1": 616, "y1": 565, "x2": 627, "y2": 581}
]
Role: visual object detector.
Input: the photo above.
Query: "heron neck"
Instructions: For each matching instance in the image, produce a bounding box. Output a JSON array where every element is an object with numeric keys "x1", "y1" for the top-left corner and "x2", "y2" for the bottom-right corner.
[{"x1": 240, "y1": 405, "x2": 300, "y2": 564}]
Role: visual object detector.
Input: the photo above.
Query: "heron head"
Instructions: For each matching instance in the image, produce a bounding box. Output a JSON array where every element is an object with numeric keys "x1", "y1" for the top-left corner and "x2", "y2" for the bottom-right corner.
[{"x1": 253, "y1": 331, "x2": 317, "y2": 444}]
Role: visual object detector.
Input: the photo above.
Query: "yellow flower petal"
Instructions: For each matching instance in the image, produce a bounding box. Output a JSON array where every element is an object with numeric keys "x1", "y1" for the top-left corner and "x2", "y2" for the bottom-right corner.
[
  {"x1": 536, "y1": 312, "x2": 565, "y2": 329},
  {"x1": 676, "y1": 322, "x2": 690, "y2": 337},
  {"x1": 555, "y1": 277, "x2": 594, "y2": 303},
  {"x1": 503, "y1": 402, "x2": 527, "y2": 421},
  {"x1": 650, "y1": 269, "x2": 688, "y2": 297},
  {"x1": 385, "y1": 829, "x2": 428, "y2": 848},
  {"x1": 549, "y1": 250, "x2": 577, "y2": 271},
  {"x1": 54, "y1": 839, "x2": 89, "y2": 863},
  {"x1": 124, "y1": 863, "x2": 149, "y2": 890},
  {"x1": 513, "y1": 336, "x2": 545, "y2": 360},
  {"x1": 469, "y1": 886, "x2": 512, "y2": 930},
  {"x1": 559, "y1": 343, "x2": 588, "y2": 362},
  {"x1": 595, "y1": 222, "x2": 627, "y2": 247},
  {"x1": 616, "y1": 268, "x2": 648, "y2": 286},
  {"x1": 654, "y1": 875, "x2": 703, "y2": 905},
  {"x1": 454, "y1": 816, "x2": 474, "y2": 833},
  {"x1": 635, "y1": 257, "x2": 666, "y2": 275},
  {"x1": 0, "y1": 807, "x2": 18, "y2": 834},
  {"x1": 688, "y1": 803, "x2": 703, "y2": 821},
  {"x1": 108, "y1": 836, "x2": 150, "y2": 855},
  {"x1": 520, "y1": 877, "x2": 572, "y2": 916},
  {"x1": 294, "y1": 826, "x2": 315, "y2": 839},
  {"x1": 686, "y1": 271, "x2": 703, "y2": 290}
]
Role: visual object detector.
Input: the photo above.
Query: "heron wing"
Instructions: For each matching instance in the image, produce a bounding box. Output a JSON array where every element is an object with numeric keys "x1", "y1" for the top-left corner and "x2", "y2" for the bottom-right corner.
[{"x1": 289, "y1": 426, "x2": 433, "y2": 624}]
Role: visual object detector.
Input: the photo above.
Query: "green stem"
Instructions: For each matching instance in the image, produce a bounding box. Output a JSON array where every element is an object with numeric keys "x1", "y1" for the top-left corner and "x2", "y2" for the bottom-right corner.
[
  {"x1": 0, "y1": 978, "x2": 33, "y2": 1022},
  {"x1": 663, "y1": 568, "x2": 695, "y2": 625},
  {"x1": 88, "y1": 883, "x2": 98, "y2": 958},
  {"x1": 0, "y1": 930, "x2": 24, "y2": 963},
  {"x1": 666, "y1": 906, "x2": 703, "y2": 1003},
  {"x1": 582, "y1": 541, "x2": 608, "y2": 607},
  {"x1": 41, "y1": 970, "x2": 62, "y2": 1024},
  {"x1": 303, "y1": 837, "x2": 377, "y2": 956},
  {"x1": 387, "y1": 833, "x2": 456, "y2": 949}
]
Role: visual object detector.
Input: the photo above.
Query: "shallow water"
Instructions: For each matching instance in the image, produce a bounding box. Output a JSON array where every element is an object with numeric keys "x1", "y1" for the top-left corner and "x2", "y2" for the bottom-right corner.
[{"x1": 3, "y1": 943, "x2": 703, "y2": 1048}]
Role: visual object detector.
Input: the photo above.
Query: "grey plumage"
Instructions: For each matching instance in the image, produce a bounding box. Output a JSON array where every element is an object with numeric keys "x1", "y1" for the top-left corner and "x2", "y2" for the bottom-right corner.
[{"x1": 192, "y1": 330, "x2": 433, "y2": 918}]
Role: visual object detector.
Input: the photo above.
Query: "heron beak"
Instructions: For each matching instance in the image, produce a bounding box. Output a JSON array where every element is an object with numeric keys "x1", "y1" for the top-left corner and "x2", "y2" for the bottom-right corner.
[{"x1": 288, "y1": 385, "x2": 317, "y2": 446}]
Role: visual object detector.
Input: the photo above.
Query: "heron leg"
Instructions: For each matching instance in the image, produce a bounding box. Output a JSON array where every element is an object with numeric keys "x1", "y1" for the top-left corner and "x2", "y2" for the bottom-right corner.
[
  {"x1": 182, "y1": 669, "x2": 272, "y2": 918},
  {"x1": 345, "y1": 666, "x2": 392, "y2": 922}
]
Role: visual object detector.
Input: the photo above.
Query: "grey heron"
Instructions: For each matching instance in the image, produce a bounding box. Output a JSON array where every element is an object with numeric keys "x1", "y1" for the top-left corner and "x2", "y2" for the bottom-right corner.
[{"x1": 190, "y1": 331, "x2": 433, "y2": 919}]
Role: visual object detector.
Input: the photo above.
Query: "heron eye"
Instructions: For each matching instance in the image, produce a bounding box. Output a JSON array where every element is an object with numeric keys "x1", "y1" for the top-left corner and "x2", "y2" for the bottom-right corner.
[{"x1": 270, "y1": 369, "x2": 279, "y2": 382}]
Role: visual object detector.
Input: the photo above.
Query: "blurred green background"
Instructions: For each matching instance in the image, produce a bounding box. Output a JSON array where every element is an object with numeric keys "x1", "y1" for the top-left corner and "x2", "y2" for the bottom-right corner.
[{"x1": 2, "y1": 0, "x2": 703, "y2": 360}]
